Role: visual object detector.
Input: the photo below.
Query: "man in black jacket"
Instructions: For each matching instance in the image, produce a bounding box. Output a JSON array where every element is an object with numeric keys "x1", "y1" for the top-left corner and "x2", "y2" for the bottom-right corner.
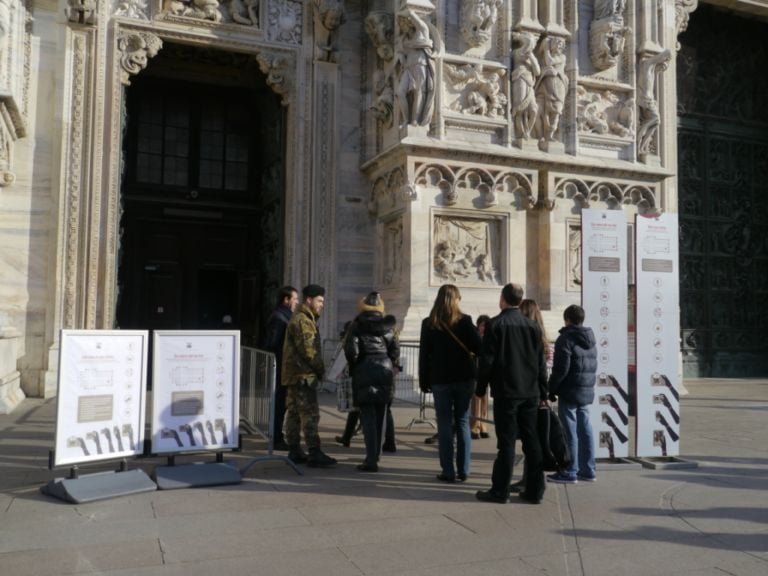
[
  {"x1": 547, "y1": 304, "x2": 598, "y2": 484},
  {"x1": 475, "y1": 283, "x2": 548, "y2": 504},
  {"x1": 261, "y1": 286, "x2": 298, "y2": 451}
]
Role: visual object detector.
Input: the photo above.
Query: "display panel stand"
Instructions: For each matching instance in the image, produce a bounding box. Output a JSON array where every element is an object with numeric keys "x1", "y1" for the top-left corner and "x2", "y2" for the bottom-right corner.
[
  {"x1": 153, "y1": 453, "x2": 242, "y2": 489},
  {"x1": 41, "y1": 459, "x2": 156, "y2": 503},
  {"x1": 239, "y1": 453, "x2": 303, "y2": 477},
  {"x1": 595, "y1": 457, "x2": 643, "y2": 470}
]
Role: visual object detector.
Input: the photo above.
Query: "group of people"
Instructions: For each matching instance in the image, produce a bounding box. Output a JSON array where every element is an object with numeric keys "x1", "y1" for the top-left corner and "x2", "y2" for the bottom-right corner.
[{"x1": 262, "y1": 281, "x2": 598, "y2": 504}]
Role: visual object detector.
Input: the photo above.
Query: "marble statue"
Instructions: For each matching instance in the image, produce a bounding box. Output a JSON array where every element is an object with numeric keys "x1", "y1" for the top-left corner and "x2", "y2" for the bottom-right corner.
[
  {"x1": 460, "y1": 0, "x2": 502, "y2": 47},
  {"x1": 535, "y1": 36, "x2": 569, "y2": 142},
  {"x1": 637, "y1": 49, "x2": 671, "y2": 154},
  {"x1": 395, "y1": 8, "x2": 436, "y2": 127},
  {"x1": 510, "y1": 31, "x2": 540, "y2": 140},
  {"x1": 589, "y1": 0, "x2": 627, "y2": 70}
]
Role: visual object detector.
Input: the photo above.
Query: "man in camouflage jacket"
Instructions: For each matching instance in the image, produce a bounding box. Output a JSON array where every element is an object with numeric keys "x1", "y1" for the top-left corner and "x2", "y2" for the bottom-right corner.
[{"x1": 281, "y1": 284, "x2": 337, "y2": 467}]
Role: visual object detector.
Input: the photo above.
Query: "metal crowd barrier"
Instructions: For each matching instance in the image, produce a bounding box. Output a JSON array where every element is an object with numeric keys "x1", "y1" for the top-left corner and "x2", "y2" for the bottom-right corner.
[
  {"x1": 239, "y1": 346, "x2": 301, "y2": 475},
  {"x1": 393, "y1": 343, "x2": 436, "y2": 429}
]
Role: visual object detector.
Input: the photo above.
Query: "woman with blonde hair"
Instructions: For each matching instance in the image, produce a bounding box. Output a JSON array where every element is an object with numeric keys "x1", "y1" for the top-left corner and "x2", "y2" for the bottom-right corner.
[{"x1": 419, "y1": 284, "x2": 482, "y2": 482}]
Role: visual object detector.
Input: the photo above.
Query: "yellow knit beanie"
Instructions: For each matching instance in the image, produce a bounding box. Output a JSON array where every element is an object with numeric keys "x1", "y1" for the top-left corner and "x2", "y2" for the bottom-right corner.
[{"x1": 358, "y1": 291, "x2": 385, "y2": 314}]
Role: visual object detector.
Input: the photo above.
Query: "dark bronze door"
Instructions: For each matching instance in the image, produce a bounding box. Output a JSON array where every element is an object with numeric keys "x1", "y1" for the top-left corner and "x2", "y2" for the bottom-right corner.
[
  {"x1": 116, "y1": 55, "x2": 284, "y2": 345},
  {"x1": 677, "y1": 6, "x2": 768, "y2": 376}
]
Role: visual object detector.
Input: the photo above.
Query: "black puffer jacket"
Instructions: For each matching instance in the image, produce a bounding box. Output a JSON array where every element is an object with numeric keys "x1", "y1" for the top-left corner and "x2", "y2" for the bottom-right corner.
[
  {"x1": 548, "y1": 325, "x2": 598, "y2": 406},
  {"x1": 344, "y1": 312, "x2": 400, "y2": 406}
]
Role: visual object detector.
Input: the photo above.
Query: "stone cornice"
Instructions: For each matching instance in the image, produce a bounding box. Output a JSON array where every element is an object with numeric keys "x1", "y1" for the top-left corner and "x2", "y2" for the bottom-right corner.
[{"x1": 360, "y1": 140, "x2": 675, "y2": 182}]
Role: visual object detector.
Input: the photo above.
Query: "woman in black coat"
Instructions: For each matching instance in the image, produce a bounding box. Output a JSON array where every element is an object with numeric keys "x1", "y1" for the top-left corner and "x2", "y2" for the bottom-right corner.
[
  {"x1": 419, "y1": 284, "x2": 482, "y2": 482},
  {"x1": 344, "y1": 292, "x2": 400, "y2": 472}
]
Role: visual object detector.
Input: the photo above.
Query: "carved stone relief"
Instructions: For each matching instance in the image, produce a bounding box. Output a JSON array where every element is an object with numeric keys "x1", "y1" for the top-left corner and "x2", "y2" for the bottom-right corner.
[
  {"x1": 460, "y1": 0, "x2": 502, "y2": 48},
  {"x1": 566, "y1": 219, "x2": 581, "y2": 291},
  {"x1": 444, "y1": 63, "x2": 506, "y2": 119},
  {"x1": 117, "y1": 31, "x2": 163, "y2": 85},
  {"x1": 589, "y1": 0, "x2": 628, "y2": 71},
  {"x1": 113, "y1": 0, "x2": 150, "y2": 20},
  {"x1": 66, "y1": 0, "x2": 98, "y2": 25},
  {"x1": 268, "y1": 0, "x2": 303, "y2": 43},
  {"x1": 255, "y1": 50, "x2": 295, "y2": 106},
  {"x1": 381, "y1": 216, "x2": 403, "y2": 286},
  {"x1": 576, "y1": 85, "x2": 633, "y2": 138},
  {"x1": 313, "y1": 0, "x2": 345, "y2": 62},
  {"x1": 371, "y1": 70, "x2": 394, "y2": 128},
  {"x1": 552, "y1": 177, "x2": 656, "y2": 212},
  {"x1": 395, "y1": 6, "x2": 437, "y2": 128},
  {"x1": 432, "y1": 215, "x2": 502, "y2": 286},
  {"x1": 636, "y1": 49, "x2": 671, "y2": 156},
  {"x1": 414, "y1": 163, "x2": 535, "y2": 210},
  {"x1": 365, "y1": 10, "x2": 394, "y2": 61},
  {"x1": 368, "y1": 165, "x2": 410, "y2": 217},
  {"x1": 161, "y1": 0, "x2": 263, "y2": 26}
]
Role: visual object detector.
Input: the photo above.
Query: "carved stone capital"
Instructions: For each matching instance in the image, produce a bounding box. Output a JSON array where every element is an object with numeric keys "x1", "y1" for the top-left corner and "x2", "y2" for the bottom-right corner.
[
  {"x1": 117, "y1": 31, "x2": 163, "y2": 86},
  {"x1": 675, "y1": 1, "x2": 698, "y2": 50},
  {"x1": 66, "y1": 0, "x2": 98, "y2": 25},
  {"x1": 255, "y1": 50, "x2": 295, "y2": 106}
]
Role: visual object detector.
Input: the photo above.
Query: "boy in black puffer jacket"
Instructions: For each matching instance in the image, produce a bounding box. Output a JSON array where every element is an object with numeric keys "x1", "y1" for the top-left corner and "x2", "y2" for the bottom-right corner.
[{"x1": 547, "y1": 305, "x2": 598, "y2": 484}]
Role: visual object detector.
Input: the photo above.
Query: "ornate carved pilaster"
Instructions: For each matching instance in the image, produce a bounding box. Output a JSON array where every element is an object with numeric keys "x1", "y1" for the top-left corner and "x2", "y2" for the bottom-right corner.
[{"x1": 116, "y1": 31, "x2": 163, "y2": 86}]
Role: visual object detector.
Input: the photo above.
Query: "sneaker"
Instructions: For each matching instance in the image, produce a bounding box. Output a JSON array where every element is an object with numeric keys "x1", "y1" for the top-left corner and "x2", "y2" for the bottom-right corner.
[
  {"x1": 547, "y1": 472, "x2": 577, "y2": 484},
  {"x1": 577, "y1": 474, "x2": 597, "y2": 482}
]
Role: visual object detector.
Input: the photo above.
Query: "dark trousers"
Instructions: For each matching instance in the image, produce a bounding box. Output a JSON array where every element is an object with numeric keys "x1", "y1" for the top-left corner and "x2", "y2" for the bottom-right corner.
[
  {"x1": 359, "y1": 402, "x2": 387, "y2": 465},
  {"x1": 272, "y1": 382, "x2": 287, "y2": 443},
  {"x1": 491, "y1": 396, "x2": 544, "y2": 499},
  {"x1": 342, "y1": 405, "x2": 395, "y2": 446}
]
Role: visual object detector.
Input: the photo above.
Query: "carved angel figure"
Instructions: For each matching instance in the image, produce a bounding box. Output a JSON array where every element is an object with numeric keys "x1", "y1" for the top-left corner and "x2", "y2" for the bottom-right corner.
[
  {"x1": 365, "y1": 11, "x2": 394, "y2": 61},
  {"x1": 445, "y1": 63, "x2": 507, "y2": 118},
  {"x1": 395, "y1": 8, "x2": 437, "y2": 127},
  {"x1": 313, "y1": 0, "x2": 345, "y2": 62},
  {"x1": 460, "y1": 0, "x2": 502, "y2": 47},
  {"x1": 510, "y1": 31, "x2": 540, "y2": 140},
  {"x1": 229, "y1": 0, "x2": 259, "y2": 25},
  {"x1": 534, "y1": 36, "x2": 568, "y2": 142},
  {"x1": 165, "y1": 0, "x2": 222, "y2": 22}
]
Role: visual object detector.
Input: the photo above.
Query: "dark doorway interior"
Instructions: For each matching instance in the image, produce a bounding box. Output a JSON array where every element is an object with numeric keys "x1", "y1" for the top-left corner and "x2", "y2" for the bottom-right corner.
[
  {"x1": 116, "y1": 44, "x2": 285, "y2": 346},
  {"x1": 677, "y1": 5, "x2": 768, "y2": 376}
]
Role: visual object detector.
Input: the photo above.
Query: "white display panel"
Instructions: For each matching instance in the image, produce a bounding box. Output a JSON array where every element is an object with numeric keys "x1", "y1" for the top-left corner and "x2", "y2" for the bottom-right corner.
[
  {"x1": 635, "y1": 213, "x2": 680, "y2": 457},
  {"x1": 151, "y1": 331, "x2": 240, "y2": 454},
  {"x1": 581, "y1": 209, "x2": 629, "y2": 459},
  {"x1": 54, "y1": 330, "x2": 149, "y2": 466}
]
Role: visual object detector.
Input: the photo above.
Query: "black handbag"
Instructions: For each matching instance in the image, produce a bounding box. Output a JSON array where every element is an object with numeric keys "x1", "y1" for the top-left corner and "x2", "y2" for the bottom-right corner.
[{"x1": 538, "y1": 406, "x2": 572, "y2": 472}]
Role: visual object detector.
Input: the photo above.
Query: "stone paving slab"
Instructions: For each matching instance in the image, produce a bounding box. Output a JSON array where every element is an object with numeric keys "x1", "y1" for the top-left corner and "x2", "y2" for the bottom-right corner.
[{"x1": 1, "y1": 380, "x2": 767, "y2": 575}]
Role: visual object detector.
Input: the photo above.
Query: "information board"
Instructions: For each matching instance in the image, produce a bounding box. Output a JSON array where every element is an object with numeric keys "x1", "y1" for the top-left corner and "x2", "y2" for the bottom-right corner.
[
  {"x1": 635, "y1": 213, "x2": 680, "y2": 457},
  {"x1": 151, "y1": 331, "x2": 240, "y2": 453},
  {"x1": 54, "y1": 330, "x2": 149, "y2": 466},
  {"x1": 581, "y1": 209, "x2": 630, "y2": 459}
]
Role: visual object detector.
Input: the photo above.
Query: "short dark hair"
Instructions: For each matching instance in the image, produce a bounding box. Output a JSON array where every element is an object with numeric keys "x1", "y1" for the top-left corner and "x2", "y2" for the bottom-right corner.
[
  {"x1": 276, "y1": 286, "x2": 297, "y2": 307},
  {"x1": 501, "y1": 283, "x2": 524, "y2": 306},
  {"x1": 564, "y1": 304, "x2": 585, "y2": 326},
  {"x1": 476, "y1": 314, "x2": 491, "y2": 327}
]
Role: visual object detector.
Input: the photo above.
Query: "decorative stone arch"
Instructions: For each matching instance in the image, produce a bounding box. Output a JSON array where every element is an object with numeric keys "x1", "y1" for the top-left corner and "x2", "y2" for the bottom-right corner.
[{"x1": 553, "y1": 176, "x2": 658, "y2": 212}]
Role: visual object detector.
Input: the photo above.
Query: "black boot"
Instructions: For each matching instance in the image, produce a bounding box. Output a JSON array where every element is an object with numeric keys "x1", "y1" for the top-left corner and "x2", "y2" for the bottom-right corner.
[
  {"x1": 307, "y1": 447, "x2": 337, "y2": 467},
  {"x1": 288, "y1": 445, "x2": 307, "y2": 464}
]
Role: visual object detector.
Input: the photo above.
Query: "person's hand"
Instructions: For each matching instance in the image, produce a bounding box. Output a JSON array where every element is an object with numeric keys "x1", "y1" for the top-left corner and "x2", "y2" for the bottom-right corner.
[
  {"x1": 539, "y1": 399, "x2": 550, "y2": 408},
  {"x1": 548, "y1": 392, "x2": 557, "y2": 403}
]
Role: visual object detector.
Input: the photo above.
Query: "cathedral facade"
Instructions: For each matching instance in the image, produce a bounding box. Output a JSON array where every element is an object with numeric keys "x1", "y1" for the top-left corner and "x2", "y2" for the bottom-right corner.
[{"x1": 0, "y1": 1, "x2": 765, "y2": 413}]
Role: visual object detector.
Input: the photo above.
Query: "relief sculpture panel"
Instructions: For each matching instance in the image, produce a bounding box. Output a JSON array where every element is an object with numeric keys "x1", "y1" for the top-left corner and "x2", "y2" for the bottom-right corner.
[{"x1": 432, "y1": 214, "x2": 502, "y2": 286}]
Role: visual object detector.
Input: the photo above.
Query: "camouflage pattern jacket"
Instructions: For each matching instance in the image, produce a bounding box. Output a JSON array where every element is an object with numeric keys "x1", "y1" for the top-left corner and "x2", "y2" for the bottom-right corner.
[{"x1": 281, "y1": 304, "x2": 325, "y2": 386}]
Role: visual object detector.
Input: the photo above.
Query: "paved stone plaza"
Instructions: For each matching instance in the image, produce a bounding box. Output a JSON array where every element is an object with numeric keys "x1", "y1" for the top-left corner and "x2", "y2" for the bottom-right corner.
[{"x1": 1, "y1": 378, "x2": 766, "y2": 575}]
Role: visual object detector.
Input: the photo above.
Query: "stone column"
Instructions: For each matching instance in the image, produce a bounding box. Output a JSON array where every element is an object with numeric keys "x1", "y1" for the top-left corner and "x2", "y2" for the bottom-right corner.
[{"x1": 0, "y1": 328, "x2": 24, "y2": 413}]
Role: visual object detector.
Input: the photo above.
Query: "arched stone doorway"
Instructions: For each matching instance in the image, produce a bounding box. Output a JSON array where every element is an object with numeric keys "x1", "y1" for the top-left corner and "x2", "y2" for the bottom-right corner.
[
  {"x1": 115, "y1": 44, "x2": 285, "y2": 346},
  {"x1": 677, "y1": 5, "x2": 768, "y2": 376}
]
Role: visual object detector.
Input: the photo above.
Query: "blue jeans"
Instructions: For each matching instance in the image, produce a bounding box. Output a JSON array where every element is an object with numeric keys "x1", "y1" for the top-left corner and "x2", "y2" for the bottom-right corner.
[
  {"x1": 558, "y1": 401, "x2": 596, "y2": 479},
  {"x1": 432, "y1": 381, "x2": 474, "y2": 478}
]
